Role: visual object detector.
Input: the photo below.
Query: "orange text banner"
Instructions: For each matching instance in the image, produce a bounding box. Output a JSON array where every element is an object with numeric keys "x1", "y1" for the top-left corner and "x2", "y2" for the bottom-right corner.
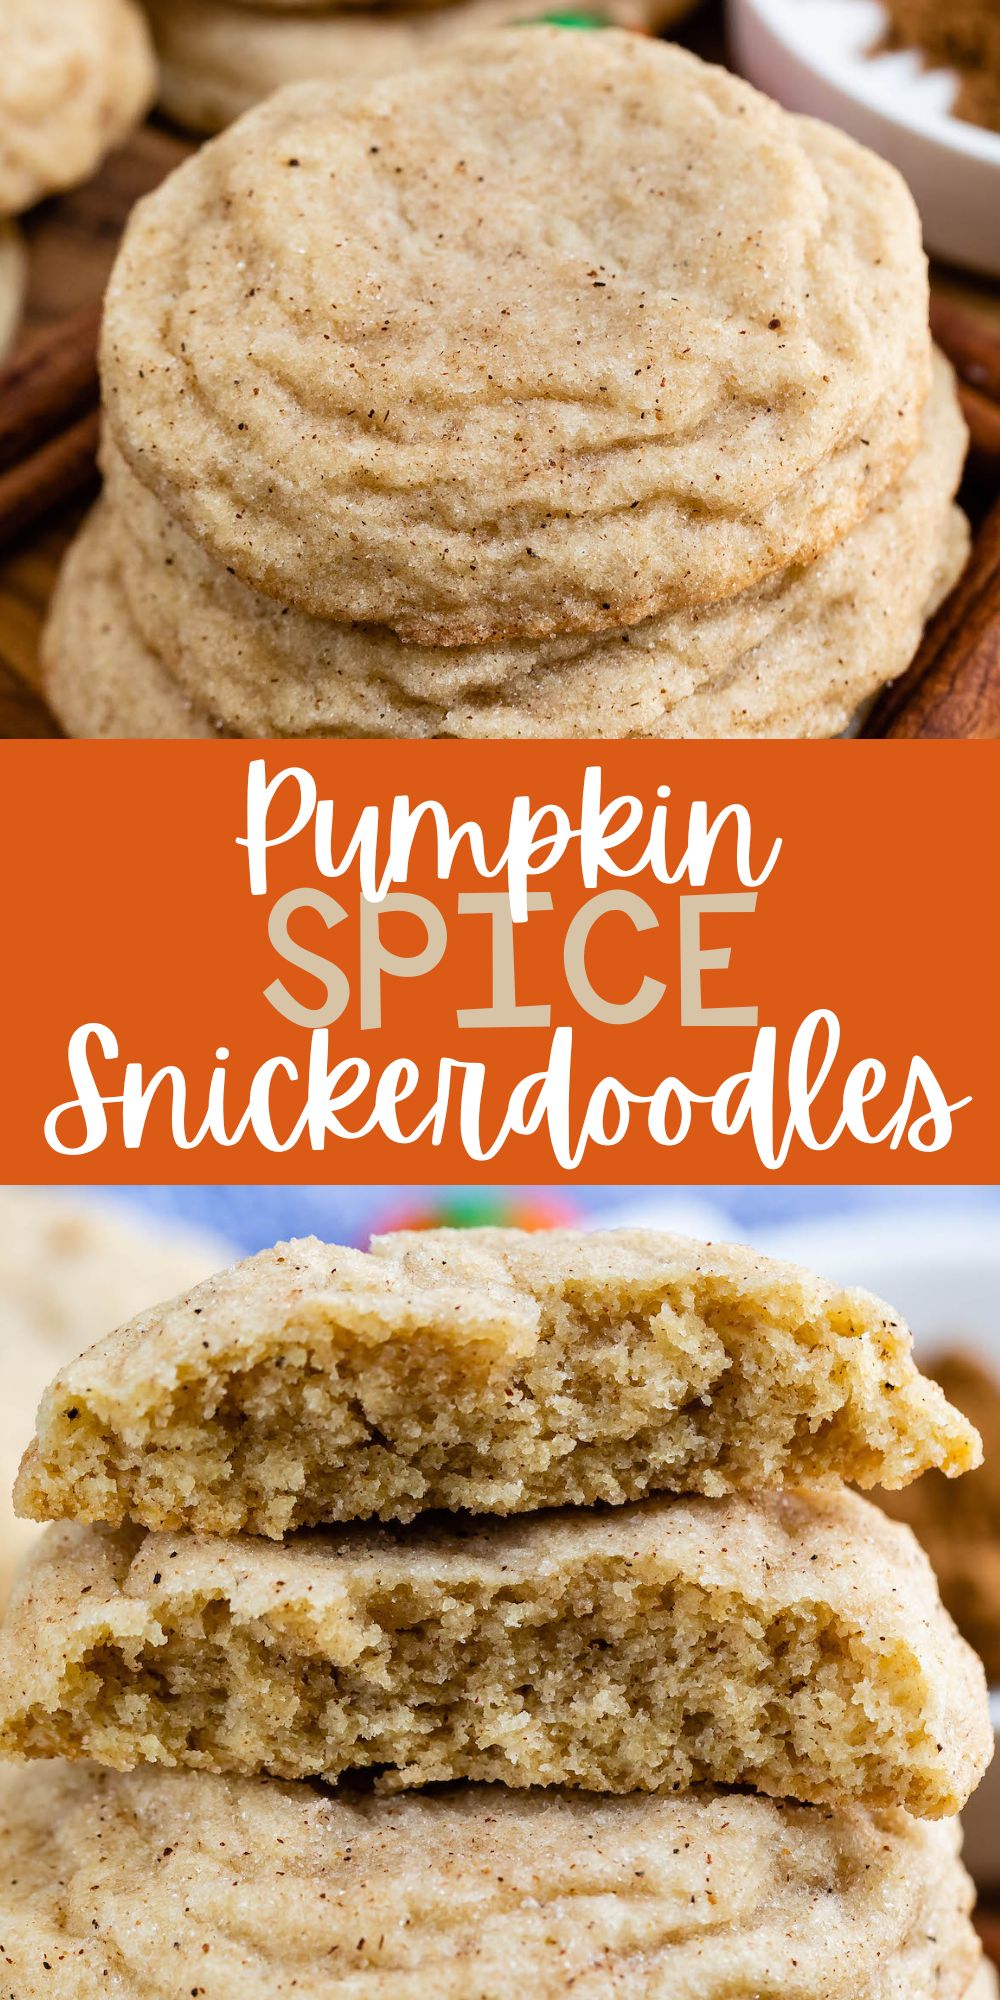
[{"x1": 0, "y1": 740, "x2": 994, "y2": 1183}]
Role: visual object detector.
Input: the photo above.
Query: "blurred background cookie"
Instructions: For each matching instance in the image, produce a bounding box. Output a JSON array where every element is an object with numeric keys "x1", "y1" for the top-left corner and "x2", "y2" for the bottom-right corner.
[
  {"x1": 0, "y1": 0, "x2": 155, "y2": 217},
  {"x1": 145, "y1": 0, "x2": 692, "y2": 135},
  {"x1": 0, "y1": 1188, "x2": 230, "y2": 1603},
  {"x1": 0, "y1": 0, "x2": 155, "y2": 360}
]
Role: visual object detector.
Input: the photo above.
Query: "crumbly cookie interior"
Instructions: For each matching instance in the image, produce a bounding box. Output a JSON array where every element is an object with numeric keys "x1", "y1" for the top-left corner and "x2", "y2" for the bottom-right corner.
[{"x1": 17, "y1": 1238, "x2": 979, "y2": 1537}]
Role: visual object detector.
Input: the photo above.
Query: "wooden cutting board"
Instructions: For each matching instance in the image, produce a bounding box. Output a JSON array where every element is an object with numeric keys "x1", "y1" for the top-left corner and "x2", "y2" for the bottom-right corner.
[{"x1": 1, "y1": 59, "x2": 998, "y2": 738}]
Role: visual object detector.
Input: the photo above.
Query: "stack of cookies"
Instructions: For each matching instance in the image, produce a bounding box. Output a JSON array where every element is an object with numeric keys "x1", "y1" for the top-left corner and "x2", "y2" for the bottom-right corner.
[
  {"x1": 0, "y1": 1226, "x2": 995, "y2": 1995},
  {"x1": 43, "y1": 30, "x2": 971, "y2": 742},
  {"x1": 0, "y1": 0, "x2": 156, "y2": 357},
  {"x1": 143, "y1": 0, "x2": 692, "y2": 137}
]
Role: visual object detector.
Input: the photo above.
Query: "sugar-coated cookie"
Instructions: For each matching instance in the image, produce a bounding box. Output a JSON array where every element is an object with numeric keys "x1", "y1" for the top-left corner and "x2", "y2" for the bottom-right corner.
[{"x1": 0, "y1": 1762, "x2": 982, "y2": 1997}]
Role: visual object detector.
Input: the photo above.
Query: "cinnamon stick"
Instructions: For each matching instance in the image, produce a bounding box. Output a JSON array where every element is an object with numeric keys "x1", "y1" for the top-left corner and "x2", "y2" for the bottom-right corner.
[
  {"x1": 0, "y1": 408, "x2": 100, "y2": 553},
  {"x1": 0, "y1": 301, "x2": 101, "y2": 476},
  {"x1": 864, "y1": 491, "x2": 1000, "y2": 738},
  {"x1": 931, "y1": 294, "x2": 1000, "y2": 408},
  {"x1": 955, "y1": 380, "x2": 1000, "y2": 472}
]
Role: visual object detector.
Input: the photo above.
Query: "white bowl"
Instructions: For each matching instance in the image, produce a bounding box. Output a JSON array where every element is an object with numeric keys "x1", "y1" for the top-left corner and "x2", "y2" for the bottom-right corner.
[{"x1": 728, "y1": 0, "x2": 1000, "y2": 276}]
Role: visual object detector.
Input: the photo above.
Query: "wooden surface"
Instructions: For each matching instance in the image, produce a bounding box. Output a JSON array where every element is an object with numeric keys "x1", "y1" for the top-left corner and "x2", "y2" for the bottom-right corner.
[{"x1": 0, "y1": 10, "x2": 997, "y2": 738}]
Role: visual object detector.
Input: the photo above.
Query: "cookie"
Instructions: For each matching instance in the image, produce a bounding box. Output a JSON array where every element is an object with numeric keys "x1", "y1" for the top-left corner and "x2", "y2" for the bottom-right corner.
[
  {"x1": 43, "y1": 492, "x2": 964, "y2": 744},
  {"x1": 41, "y1": 478, "x2": 969, "y2": 739},
  {"x1": 100, "y1": 33, "x2": 931, "y2": 644},
  {"x1": 148, "y1": 0, "x2": 689, "y2": 136},
  {"x1": 0, "y1": 1191, "x2": 230, "y2": 1606},
  {"x1": 15, "y1": 1228, "x2": 980, "y2": 1539},
  {"x1": 970, "y1": 1967, "x2": 1000, "y2": 2000},
  {"x1": 0, "y1": 220, "x2": 25, "y2": 356},
  {"x1": 44, "y1": 493, "x2": 967, "y2": 741},
  {"x1": 0, "y1": 0, "x2": 155, "y2": 218},
  {"x1": 1, "y1": 1490, "x2": 990, "y2": 1813},
  {"x1": 0, "y1": 1762, "x2": 981, "y2": 1998},
  {"x1": 41, "y1": 498, "x2": 221, "y2": 738},
  {"x1": 82, "y1": 346, "x2": 966, "y2": 740}
]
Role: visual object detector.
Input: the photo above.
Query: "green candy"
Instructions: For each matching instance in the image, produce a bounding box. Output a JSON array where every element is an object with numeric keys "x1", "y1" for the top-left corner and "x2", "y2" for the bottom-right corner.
[
  {"x1": 436, "y1": 1191, "x2": 513, "y2": 1229},
  {"x1": 518, "y1": 10, "x2": 615, "y2": 27}
]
